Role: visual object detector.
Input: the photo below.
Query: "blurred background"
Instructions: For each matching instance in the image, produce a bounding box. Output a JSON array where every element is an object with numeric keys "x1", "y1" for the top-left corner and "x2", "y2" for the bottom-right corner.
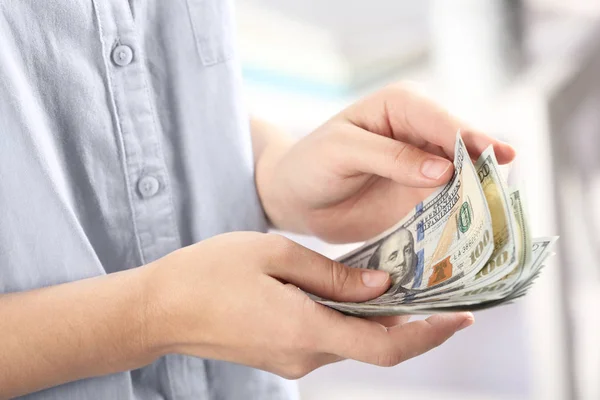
[{"x1": 234, "y1": 1, "x2": 600, "y2": 399}]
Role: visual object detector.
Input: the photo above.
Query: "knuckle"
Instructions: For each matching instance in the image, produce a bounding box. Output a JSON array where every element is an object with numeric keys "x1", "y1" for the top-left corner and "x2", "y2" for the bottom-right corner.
[
  {"x1": 390, "y1": 142, "x2": 410, "y2": 166},
  {"x1": 264, "y1": 232, "x2": 285, "y2": 245},
  {"x1": 292, "y1": 298, "x2": 319, "y2": 350},
  {"x1": 329, "y1": 261, "x2": 352, "y2": 295},
  {"x1": 278, "y1": 294, "x2": 319, "y2": 354},
  {"x1": 375, "y1": 351, "x2": 404, "y2": 368},
  {"x1": 385, "y1": 81, "x2": 418, "y2": 97},
  {"x1": 371, "y1": 338, "x2": 406, "y2": 367},
  {"x1": 281, "y1": 362, "x2": 311, "y2": 380},
  {"x1": 389, "y1": 143, "x2": 424, "y2": 171},
  {"x1": 431, "y1": 107, "x2": 454, "y2": 134},
  {"x1": 264, "y1": 233, "x2": 296, "y2": 260}
]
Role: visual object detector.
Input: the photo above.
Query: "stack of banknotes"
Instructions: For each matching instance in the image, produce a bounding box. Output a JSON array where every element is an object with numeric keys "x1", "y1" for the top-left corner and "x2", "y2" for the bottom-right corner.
[{"x1": 316, "y1": 132, "x2": 558, "y2": 316}]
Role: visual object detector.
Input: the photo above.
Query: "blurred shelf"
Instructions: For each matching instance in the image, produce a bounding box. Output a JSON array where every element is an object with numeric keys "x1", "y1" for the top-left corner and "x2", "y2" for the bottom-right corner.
[
  {"x1": 236, "y1": 0, "x2": 429, "y2": 96},
  {"x1": 240, "y1": 7, "x2": 600, "y2": 137}
]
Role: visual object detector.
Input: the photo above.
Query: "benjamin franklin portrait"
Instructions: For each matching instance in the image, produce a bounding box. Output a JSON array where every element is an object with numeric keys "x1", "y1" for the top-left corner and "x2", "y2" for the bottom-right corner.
[{"x1": 367, "y1": 228, "x2": 419, "y2": 293}]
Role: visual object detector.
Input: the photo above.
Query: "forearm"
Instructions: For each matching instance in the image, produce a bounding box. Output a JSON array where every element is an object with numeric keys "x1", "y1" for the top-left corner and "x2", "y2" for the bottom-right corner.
[
  {"x1": 250, "y1": 117, "x2": 304, "y2": 232},
  {"x1": 0, "y1": 266, "x2": 163, "y2": 398}
]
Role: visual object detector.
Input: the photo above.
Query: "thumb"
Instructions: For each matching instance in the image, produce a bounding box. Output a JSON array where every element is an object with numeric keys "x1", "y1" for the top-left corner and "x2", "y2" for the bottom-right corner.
[
  {"x1": 264, "y1": 235, "x2": 391, "y2": 302},
  {"x1": 341, "y1": 126, "x2": 454, "y2": 187}
]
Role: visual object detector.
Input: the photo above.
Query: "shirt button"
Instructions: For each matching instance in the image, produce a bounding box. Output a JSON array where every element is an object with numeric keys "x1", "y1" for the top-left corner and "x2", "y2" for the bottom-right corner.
[
  {"x1": 112, "y1": 45, "x2": 134, "y2": 66},
  {"x1": 137, "y1": 176, "x2": 160, "y2": 198}
]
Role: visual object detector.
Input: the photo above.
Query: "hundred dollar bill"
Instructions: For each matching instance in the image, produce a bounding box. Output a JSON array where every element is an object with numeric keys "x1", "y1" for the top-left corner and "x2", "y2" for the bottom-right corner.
[
  {"x1": 509, "y1": 188, "x2": 532, "y2": 272},
  {"x1": 476, "y1": 188, "x2": 533, "y2": 297},
  {"x1": 399, "y1": 146, "x2": 519, "y2": 303},
  {"x1": 417, "y1": 236, "x2": 555, "y2": 307},
  {"x1": 465, "y1": 148, "x2": 518, "y2": 284},
  {"x1": 403, "y1": 187, "x2": 530, "y2": 305},
  {"x1": 416, "y1": 237, "x2": 557, "y2": 312},
  {"x1": 315, "y1": 132, "x2": 494, "y2": 308},
  {"x1": 505, "y1": 253, "x2": 554, "y2": 300},
  {"x1": 323, "y1": 238, "x2": 556, "y2": 316}
]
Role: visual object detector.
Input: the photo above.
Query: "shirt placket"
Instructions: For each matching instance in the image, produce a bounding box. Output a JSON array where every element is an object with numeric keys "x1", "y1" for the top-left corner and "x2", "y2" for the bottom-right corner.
[
  {"x1": 93, "y1": 0, "x2": 181, "y2": 265},
  {"x1": 92, "y1": 2, "x2": 212, "y2": 399}
]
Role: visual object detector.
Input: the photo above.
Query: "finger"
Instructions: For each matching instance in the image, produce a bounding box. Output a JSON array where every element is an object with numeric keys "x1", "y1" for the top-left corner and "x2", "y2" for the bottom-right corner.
[
  {"x1": 314, "y1": 353, "x2": 345, "y2": 367},
  {"x1": 340, "y1": 126, "x2": 454, "y2": 187},
  {"x1": 314, "y1": 304, "x2": 473, "y2": 366},
  {"x1": 461, "y1": 130, "x2": 516, "y2": 165},
  {"x1": 381, "y1": 313, "x2": 474, "y2": 362},
  {"x1": 294, "y1": 352, "x2": 344, "y2": 379},
  {"x1": 366, "y1": 315, "x2": 411, "y2": 327},
  {"x1": 263, "y1": 234, "x2": 391, "y2": 302},
  {"x1": 342, "y1": 83, "x2": 516, "y2": 164}
]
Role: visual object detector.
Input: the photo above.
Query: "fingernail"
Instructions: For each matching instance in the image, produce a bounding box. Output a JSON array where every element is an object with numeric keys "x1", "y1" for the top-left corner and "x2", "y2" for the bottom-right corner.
[
  {"x1": 457, "y1": 313, "x2": 475, "y2": 331},
  {"x1": 361, "y1": 270, "x2": 389, "y2": 288},
  {"x1": 421, "y1": 158, "x2": 452, "y2": 180}
]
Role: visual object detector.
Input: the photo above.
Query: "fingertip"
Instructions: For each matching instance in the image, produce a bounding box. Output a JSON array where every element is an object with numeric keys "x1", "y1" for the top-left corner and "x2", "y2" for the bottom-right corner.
[
  {"x1": 361, "y1": 270, "x2": 390, "y2": 288},
  {"x1": 457, "y1": 312, "x2": 475, "y2": 331},
  {"x1": 426, "y1": 311, "x2": 474, "y2": 332},
  {"x1": 494, "y1": 142, "x2": 516, "y2": 164}
]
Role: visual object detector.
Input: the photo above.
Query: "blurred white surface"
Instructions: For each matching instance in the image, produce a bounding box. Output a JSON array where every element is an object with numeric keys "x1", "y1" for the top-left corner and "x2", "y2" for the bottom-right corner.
[
  {"x1": 298, "y1": 301, "x2": 531, "y2": 400},
  {"x1": 301, "y1": 385, "x2": 520, "y2": 400}
]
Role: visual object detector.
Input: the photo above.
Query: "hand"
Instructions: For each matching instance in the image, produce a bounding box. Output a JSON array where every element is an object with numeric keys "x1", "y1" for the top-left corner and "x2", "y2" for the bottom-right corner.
[
  {"x1": 143, "y1": 232, "x2": 473, "y2": 378},
  {"x1": 258, "y1": 83, "x2": 516, "y2": 243}
]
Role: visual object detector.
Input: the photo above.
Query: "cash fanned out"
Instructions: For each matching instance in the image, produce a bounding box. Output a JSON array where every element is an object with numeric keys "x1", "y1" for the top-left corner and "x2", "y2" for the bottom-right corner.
[{"x1": 316, "y1": 132, "x2": 558, "y2": 316}]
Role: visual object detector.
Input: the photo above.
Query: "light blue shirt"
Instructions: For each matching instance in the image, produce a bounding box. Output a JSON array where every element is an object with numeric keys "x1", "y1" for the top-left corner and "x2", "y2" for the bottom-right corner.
[{"x1": 0, "y1": 1, "x2": 298, "y2": 398}]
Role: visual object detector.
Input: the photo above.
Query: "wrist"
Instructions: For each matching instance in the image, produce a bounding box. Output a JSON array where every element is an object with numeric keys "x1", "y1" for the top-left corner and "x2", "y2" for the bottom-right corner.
[
  {"x1": 137, "y1": 260, "x2": 181, "y2": 359},
  {"x1": 255, "y1": 140, "x2": 305, "y2": 232}
]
